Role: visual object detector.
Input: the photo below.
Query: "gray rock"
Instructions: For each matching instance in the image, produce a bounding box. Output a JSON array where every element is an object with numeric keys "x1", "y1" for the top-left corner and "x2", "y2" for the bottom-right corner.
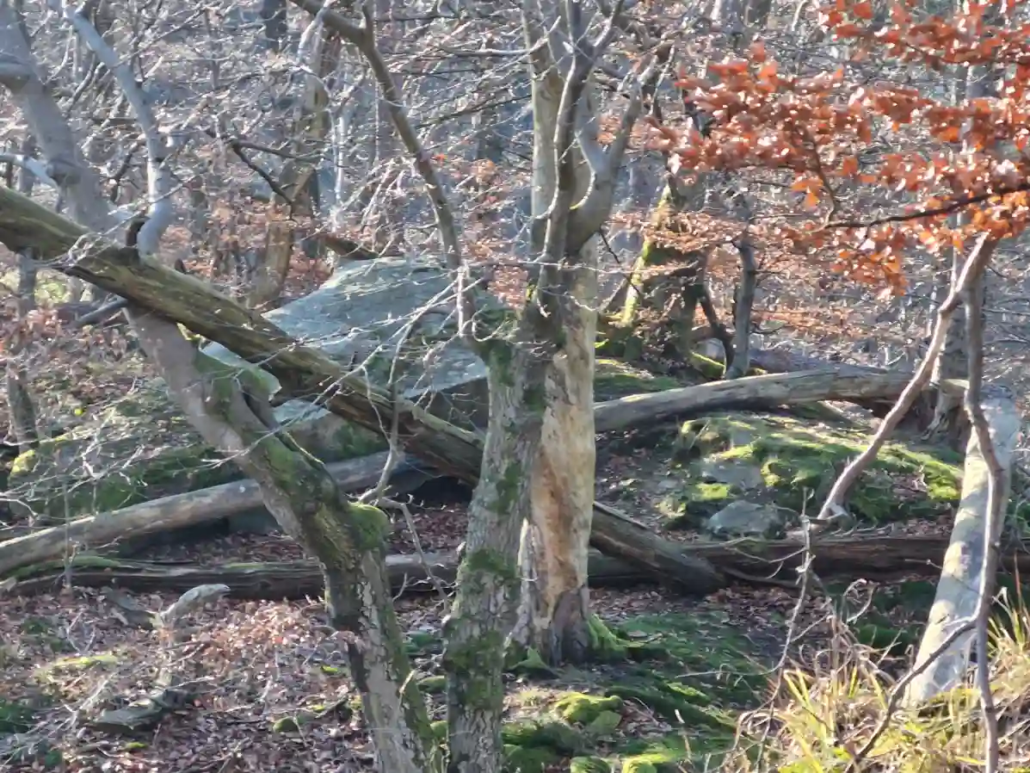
[
  {"x1": 203, "y1": 256, "x2": 493, "y2": 432},
  {"x1": 698, "y1": 458, "x2": 763, "y2": 489},
  {"x1": 705, "y1": 501, "x2": 786, "y2": 539}
]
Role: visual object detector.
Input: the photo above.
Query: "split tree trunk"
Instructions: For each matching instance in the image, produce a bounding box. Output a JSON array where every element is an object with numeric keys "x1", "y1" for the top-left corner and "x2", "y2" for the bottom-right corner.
[
  {"x1": 904, "y1": 388, "x2": 1020, "y2": 706},
  {"x1": 517, "y1": 247, "x2": 599, "y2": 663},
  {"x1": 515, "y1": 41, "x2": 601, "y2": 664}
]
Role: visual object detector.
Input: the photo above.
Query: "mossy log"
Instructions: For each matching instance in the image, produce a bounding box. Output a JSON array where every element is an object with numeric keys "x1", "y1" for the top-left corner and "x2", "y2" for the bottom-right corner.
[
  {"x1": 0, "y1": 451, "x2": 422, "y2": 576},
  {"x1": 11, "y1": 535, "x2": 1030, "y2": 600},
  {"x1": 0, "y1": 186, "x2": 928, "y2": 595}
]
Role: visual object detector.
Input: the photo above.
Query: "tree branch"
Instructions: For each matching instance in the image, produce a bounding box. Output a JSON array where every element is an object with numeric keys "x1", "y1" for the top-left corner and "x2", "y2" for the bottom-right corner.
[
  {"x1": 0, "y1": 153, "x2": 57, "y2": 189},
  {"x1": 50, "y1": 0, "x2": 174, "y2": 256}
]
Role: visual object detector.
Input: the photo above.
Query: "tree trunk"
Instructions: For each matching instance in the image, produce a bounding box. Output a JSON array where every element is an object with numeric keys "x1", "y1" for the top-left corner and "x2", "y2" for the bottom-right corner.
[
  {"x1": 904, "y1": 390, "x2": 1020, "y2": 706},
  {"x1": 444, "y1": 345, "x2": 546, "y2": 773},
  {"x1": 516, "y1": 249, "x2": 598, "y2": 663},
  {"x1": 611, "y1": 179, "x2": 712, "y2": 362},
  {"x1": 5, "y1": 139, "x2": 40, "y2": 453}
]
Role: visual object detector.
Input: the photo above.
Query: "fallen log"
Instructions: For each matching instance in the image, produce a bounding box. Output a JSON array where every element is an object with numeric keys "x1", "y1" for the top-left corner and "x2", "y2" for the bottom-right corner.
[
  {"x1": 10, "y1": 534, "x2": 1030, "y2": 600},
  {"x1": 0, "y1": 186, "x2": 921, "y2": 594},
  {"x1": 592, "y1": 369, "x2": 912, "y2": 433},
  {"x1": 0, "y1": 368, "x2": 913, "y2": 584},
  {"x1": 0, "y1": 451, "x2": 429, "y2": 577},
  {"x1": 904, "y1": 388, "x2": 1021, "y2": 706}
]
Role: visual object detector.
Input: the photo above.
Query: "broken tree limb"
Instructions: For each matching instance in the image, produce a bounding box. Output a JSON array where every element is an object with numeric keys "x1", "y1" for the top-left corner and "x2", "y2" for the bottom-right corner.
[
  {"x1": 0, "y1": 451, "x2": 427, "y2": 577},
  {"x1": 11, "y1": 533, "x2": 1030, "y2": 600},
  {"x1": 91, "y1": 583, "x2": 229, "y2": 735},
  {"x1": 904, "y1": 389, "x2": 1020, "y2": 706},
  {"x1": 0, "y1": 365, "x2": 915, "y2": 581}
]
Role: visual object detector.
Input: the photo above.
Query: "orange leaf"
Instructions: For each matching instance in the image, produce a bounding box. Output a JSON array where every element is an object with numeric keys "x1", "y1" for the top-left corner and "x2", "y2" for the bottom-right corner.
[
  {"x1": 840, "y1": 156, "x2": 859, "y2": 175},
  {"x1": 852, "y1": 1, "x2": 874, "y2": 19},
  {"x1": 750, "y1": 41, "x2": 767, "y2": 62}
]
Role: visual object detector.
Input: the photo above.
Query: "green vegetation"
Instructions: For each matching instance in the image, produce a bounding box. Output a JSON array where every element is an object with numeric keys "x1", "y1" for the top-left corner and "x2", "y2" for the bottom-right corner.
[{"x1": 661, "y1": 414, "x2": 962, "y2": 528}]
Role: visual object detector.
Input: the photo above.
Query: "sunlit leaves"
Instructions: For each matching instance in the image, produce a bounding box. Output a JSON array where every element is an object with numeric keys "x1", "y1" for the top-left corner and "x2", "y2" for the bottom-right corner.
[{"x1": 647, "y1": 0, "x2": 1030, "y2": 295}]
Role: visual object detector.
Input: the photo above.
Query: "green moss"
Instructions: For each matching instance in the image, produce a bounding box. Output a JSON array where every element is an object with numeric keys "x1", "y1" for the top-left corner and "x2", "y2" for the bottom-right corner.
[
  {"x1": 502, "y1": 718, "x2": 584, "y2": 754},
  {"x1": 619, "y1": 732, "x2": 734, "y2": 773},
  {"x1": 605, "y1": 684, "x2": 732, "y2": 730},
  {"x1": 504, "y1": 743, "x2": 559, "y2": 772},
  {"x1": 346, "y1": 502, "x2": 392, "y2": 551},
  {"x1": 613, "y1": 613, "x2": 766, "y2": 706},
  {"x1": 587, "y1": 710, "x2": 623, "y2": 735},
  {"x1": 594, "y1": 359, "x2": 686, "y2": 400},
  {"x1": 431, "y1": 719, "x2": 448, "y2": 741},
  {"x1": 621, "y1": 761, "x2": 657, "y2": 773},
  {"x1": 418, "y1": 674, "x2": 447, "y2": 694},
  {"x1": 406, "y1": 632, "x2": 442, "y2": 656},
  {"x1": 554, "y1": 692, "x2": 623, "y2": 724},
  {"x1": 39, "y1": 653, "x2": 118, "y2": 677},
  {"x1": 571, "y1": 757, "x2": 613, "y2": 773},
  {"x1": 271, "y1": 713, "x2": 315, "y2": 733},
  {"x1": 461, "y1": 548, "x2": 519, "y2": 586},
  {"x1": 667, "y1": 415, "x2": 962, "y2": 526},
  {"x1": 507, "y1": 647, "x2": 559, "y2": 678},
  {"x1": 587, "y1": 614, "x2": 629, "y2": 662}
]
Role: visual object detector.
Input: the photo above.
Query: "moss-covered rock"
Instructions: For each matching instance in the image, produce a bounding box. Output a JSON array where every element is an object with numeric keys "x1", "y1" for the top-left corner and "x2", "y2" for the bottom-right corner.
[
  {"x1": 661, "y1": 414, "x2": 962, "y2": 529},
  {"x1": 594, "y1": 359, "x2": 688, "y2": 400},
  {"x1": 554, "y1": 692, "x2": 623, "y2": 724},
  {"x1": 504, "y1": 743, "x2": 559, "y2": 772},
  {"x1": 502, "y1": 718, "x2": 584, "y2": 755}
]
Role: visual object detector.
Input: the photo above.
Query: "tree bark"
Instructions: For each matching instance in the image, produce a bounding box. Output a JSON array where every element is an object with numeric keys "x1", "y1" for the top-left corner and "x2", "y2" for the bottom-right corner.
[
  {"x1": 129, "y1": 311, "x2": 438, "y2": 772},
  {"x1": 443, "y1": 345, "x2": 547, "y2": 773},
  {"x1": 904, "y1": 392, "x2": 1020, "y2": 705}
]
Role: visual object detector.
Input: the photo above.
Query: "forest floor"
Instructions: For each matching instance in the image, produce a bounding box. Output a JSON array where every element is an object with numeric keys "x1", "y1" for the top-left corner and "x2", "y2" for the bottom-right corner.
[{"x1": 0, "y1": 440, "x2": 957, "y2": 773}]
